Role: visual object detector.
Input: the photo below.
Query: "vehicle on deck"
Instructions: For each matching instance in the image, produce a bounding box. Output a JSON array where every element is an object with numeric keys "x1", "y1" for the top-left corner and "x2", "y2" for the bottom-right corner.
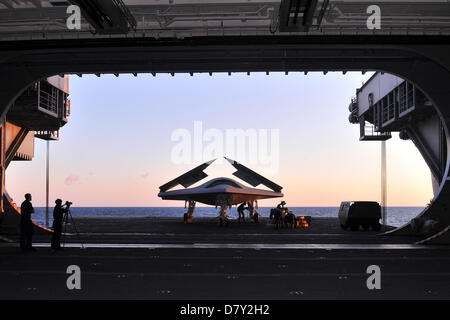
[{"x1": 338, "y1": 201, "x2": 382, "y2": 231}]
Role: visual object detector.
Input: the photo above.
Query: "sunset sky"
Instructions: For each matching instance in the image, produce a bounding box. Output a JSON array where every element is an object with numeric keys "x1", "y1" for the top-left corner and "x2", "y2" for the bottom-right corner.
[{"x1": 6, "y1": 72, "x2": 433, "y2": 207}]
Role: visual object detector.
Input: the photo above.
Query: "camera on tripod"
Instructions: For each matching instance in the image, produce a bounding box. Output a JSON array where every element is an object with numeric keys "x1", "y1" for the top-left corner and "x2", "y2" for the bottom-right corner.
[{"x1": 60, "y1": 200, "x2": 84, "y2": 249}]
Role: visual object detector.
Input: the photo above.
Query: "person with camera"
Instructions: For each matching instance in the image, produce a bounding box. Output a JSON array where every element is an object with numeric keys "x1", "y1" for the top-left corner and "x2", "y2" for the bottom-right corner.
[{"x1": 51, "y1": 199, "x2": 70, "y2": 251}]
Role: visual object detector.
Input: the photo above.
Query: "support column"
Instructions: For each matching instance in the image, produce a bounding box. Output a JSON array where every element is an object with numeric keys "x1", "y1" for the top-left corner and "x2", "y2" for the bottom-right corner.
[
  {"x1": 46, "y1": 140, "x2": 49, "y2": 227},
  {"x1": 381, "y1": 140, "x2": 387, "y2": 226}
]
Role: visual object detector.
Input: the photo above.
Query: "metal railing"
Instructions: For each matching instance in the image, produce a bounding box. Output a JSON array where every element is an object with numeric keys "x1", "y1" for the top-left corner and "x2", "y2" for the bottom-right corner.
[
  {"x1": 398, "y1": 82, "x2": 407, "y2": 114},
  {"x1": 35, "y1": 130, "x2": 59, "y2": 140},
  {"x1": 39, "y1": 85, "x2": 58, "y2": 115},
  {"x1": 37, "y1": 81, "x2": 71, "y2": 121},
  {"x1": 374, "y1": 81, "x2": 416, "y2": 129}
]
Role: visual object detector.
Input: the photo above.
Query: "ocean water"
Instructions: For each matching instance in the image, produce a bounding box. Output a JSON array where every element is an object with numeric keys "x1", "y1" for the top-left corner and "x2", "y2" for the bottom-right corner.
[{"x1": 31, "y1": 206, "x2": 424, "y2": 228}]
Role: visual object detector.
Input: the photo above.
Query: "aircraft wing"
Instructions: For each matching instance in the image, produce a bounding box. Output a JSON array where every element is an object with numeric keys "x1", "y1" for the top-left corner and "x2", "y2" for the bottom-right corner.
[
  {"x1": 224, "y1": 157, "x2": 283, "y2": 192},
  {"x1": 158, "y1": 177, "x2": 283, "y2": 205},
  {"x1": 159, "y1": 159, "x2": 216, "y2": 192}
]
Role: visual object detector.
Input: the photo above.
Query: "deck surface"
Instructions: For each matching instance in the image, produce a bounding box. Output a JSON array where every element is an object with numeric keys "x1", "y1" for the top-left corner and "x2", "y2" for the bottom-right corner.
[{"x1": 1, "y1": 217, "x2": 449, "y2": 299}]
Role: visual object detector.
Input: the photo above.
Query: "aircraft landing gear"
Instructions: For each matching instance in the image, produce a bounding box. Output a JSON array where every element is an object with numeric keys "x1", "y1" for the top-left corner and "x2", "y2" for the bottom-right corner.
[{"x1": 183, "y1": 201, "x2": 196, "y2": 224}]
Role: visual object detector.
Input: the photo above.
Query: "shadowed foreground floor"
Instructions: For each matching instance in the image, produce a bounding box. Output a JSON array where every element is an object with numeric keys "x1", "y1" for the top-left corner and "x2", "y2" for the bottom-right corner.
[{"x1": 0, "y1": 217, "x2": 449, "y2": 299}]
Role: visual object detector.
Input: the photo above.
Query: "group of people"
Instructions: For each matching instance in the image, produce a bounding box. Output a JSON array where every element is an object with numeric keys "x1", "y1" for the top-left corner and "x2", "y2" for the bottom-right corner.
[
  {"x1": 19, "y1": 193, "x2": 71, "y2": 252},
  {"x1": 218, "y1": 200, "x2": 297, "y2": 227},
  {"x1": 270, "y1": 201, "x2": 296, "y2": 229}
]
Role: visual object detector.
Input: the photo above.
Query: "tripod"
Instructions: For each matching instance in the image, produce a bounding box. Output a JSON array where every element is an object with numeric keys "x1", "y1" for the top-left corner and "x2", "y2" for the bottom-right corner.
[{"x1": 61, "y1": 206, "x2": 84, "y2": 249}]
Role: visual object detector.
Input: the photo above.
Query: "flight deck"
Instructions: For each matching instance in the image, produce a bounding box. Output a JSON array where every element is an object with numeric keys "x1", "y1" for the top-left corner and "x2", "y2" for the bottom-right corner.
[{"x1": 1, "y1": 217, "x2": 449, "y2": 299}]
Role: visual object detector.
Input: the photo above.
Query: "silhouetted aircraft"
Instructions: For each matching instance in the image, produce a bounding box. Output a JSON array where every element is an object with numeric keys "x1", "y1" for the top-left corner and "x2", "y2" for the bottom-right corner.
[{"x1": 158, "y1": 157, "x2": 283, "y2": 222}]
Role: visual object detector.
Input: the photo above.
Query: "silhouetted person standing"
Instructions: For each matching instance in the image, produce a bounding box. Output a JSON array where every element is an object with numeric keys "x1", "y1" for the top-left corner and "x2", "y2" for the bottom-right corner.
[
  {"x1": 277, "y1": 201, "x2": 286, "y2": 210},
  {"x1": 20, "y1": 193, "x2": 35, "y2": 251},
  {"x1": 51, "y1": 199, "x2": 68, "y2": 251},
  {"x1": 237, "y1": 202, "x2": 247, "y2": 222}
]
